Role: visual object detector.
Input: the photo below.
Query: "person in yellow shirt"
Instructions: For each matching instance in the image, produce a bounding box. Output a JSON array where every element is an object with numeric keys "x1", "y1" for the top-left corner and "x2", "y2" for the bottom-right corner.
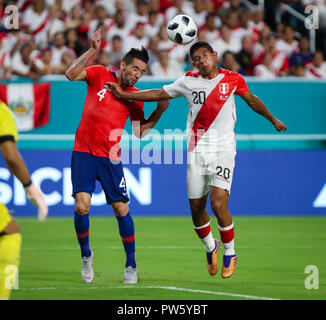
[{"x1": 0, "y1": 100, "x2": 48, "y2": 300}]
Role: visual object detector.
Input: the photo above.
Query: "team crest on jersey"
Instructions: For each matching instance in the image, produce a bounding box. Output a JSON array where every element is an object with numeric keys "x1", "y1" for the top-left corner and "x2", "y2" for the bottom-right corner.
[{"x1": 219, "y1": 83, "x2": 229, "y2": 95}]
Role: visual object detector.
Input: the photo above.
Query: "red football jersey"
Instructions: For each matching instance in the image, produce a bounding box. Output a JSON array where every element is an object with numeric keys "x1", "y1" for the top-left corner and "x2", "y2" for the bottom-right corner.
[{"x1": 73, "y1": 65, "x2": 145, "y2": 160}]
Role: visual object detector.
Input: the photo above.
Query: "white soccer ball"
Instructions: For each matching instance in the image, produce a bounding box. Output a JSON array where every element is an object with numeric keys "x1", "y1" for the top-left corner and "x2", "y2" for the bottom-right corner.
[{"x1": 167, "y1": 15, "x2": 197, "y2": 45}]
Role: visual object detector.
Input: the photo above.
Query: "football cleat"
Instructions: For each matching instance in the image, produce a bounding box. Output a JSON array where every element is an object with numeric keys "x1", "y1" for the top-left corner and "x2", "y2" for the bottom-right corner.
[
  {"x1": 206, "y1": 239, "x2": 221, "y2": 276},
  {"x1": 25, "y1": 183, "x2": 49, "y2": 222},
  {"x1": 221, "y1": 254, "x2": 237, "y2": 279},
  {"x1": 123, "y1": 266, "x2": 138, "y2": 284},
  {"x1": 81, "y1": 251, "x2": 94, "y2": 283}
]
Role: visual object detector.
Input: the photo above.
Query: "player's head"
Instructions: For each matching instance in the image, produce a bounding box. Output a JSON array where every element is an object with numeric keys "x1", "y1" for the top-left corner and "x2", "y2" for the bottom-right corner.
[
  {"x1": 120, "y1": 47, "x2": 149, "y2": 87},
  {"x1": 190, "y1": 42, "x2": 218, "y2": 76}
]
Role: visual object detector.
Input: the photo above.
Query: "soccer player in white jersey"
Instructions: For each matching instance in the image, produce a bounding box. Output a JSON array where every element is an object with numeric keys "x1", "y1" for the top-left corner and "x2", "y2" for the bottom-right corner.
[{"x1": 105, "y1": 42, "x2": 287, "y2": 279}]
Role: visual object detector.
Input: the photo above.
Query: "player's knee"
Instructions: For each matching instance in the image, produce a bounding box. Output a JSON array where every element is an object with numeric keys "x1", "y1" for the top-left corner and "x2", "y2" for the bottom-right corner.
[
  {"x1": 74, "y1": 202, "x2": 90, "y2": 215},
  {"x1": 210, "y1": 198, "x2": 227, "y2": 216},
  {"x1": 112, "y1": 201, "x2": 129, "y2": 217}
]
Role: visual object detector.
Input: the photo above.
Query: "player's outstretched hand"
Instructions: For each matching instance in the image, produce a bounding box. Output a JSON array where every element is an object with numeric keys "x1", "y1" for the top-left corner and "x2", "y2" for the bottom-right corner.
[
  {"x1": 91, "y1": 28, "x2": 102, "y2": 51},
  {"x1": 273, "y1": 119, "x2": 287, "y2": 132},
  {"x1": 25, "y1": 183, "x2": 49, "y2": 222},
  {"x1": 105, "y1": 82, "x2": 124, "y2": 99}
]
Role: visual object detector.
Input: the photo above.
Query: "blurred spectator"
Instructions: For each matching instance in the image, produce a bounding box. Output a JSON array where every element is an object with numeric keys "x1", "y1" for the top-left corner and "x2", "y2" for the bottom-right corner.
[
  {"x1": 50, "y1": 31, "x2": 70, "y2": 70},
  {"x1": 96, "y1": 50, "x2": 112, "y2": 68},
  {"x1": 83, "y1": 0, "x2": 96, "y2": 20},
  {"x1": 58, "y1": 51, "x2": 75, "y2": 74},
  {"x1": 34, "y1": 47, "x2": 54, "y2": 75},
  {"x1": 48, "y1": 3, "x2": 65, "y2": 43},
  {"x1": 236, "y1": 35, "x2": 254, "y2": 75},
  {"x1": 107, "y1": 35, "x2": 125, "y2": 68},
  {"x1": 276, "y1": 23, "x2": 285, "y2": 40},
  {"x1": 0, "y1": 47, "x2": 11, "y2": 80},
  {"x1": 225, "y1": 10, "x2": 239, "y2": 30},
  {"x1": 199, "y1": 12, "x2": 221, "y2": 43},
  {"x1": 226, "y1": 0, "x2": 246, "y2": 11},
  {"x1": 11, "y1": 42, "x2": 39, "y2": 80},
  {"x1": 65, "y1": 28, "x2": 84, "y2": 57},
  {"x1": 253, "y1": 52, "x2": 277, "y2": 79},
  {"x1": 1, "y1": 28, "x2": 30, "y2": 57},
  {"x1": 221, "y1": 50, "x2": 241, "y2": 73},
  {"x1": 125, "y1": 0, "x2": 150, "y2": 32},
  {"x1": 158, "y1": 24, "x2": 186, "y2": 63},
  {"x1": 276, "y1": 25, "x2": 298, "y2": 56},
  {"x1": 106, "y1": 10, "x2": 129, "y2": 41},
  {"x1": 150, "y1": 49, "x2": 184, "y2": 77},
  {"x1": 212, "y1": 24, "x2": 241, "y2": 59},
  {"x1": 306, "y1": 51, "x2": 326, "y2": 78},
  {"x1": 186, "y1": 0, "x2": 209, "y2": 28},
  {"x1": 255, "y1": 33, "x2": 290, "y2": 76},
  {"x1": 88, "y1": 4, "x2": 112, "y2": 38},
  {"x1": 232, "y1": 8, "x2": 256, "y2": 43},
  {"x1": 252, "y1": 25, "x2": 271, "y2": 59},
  {"x1": 22, "y1": 0, "x2": 50, "y2": 48},
  {"x1": 145, "y1": 10, "x2": 161, "y2": 38},
  {"x1": 289, "y1": 36, "x2": 312, "y2": 68},
  {"x1": 291, "y1": 62, "x2": 308, "y2": 78},
  {"x1": 124, "y1": 22, "x2": 149, "y2": 52},
  {"x1": 250, "y1": 7, "x2": 266, "y2": 33},
  {"x1": 64, "y1": 4, "x2": 83, "y2": 29},
  {"x1": 147, "y1": 35, "x2": 160, "y2": 67},
  {"x1": 165, "y1": 0, "x2": 193, "y2": 22}
]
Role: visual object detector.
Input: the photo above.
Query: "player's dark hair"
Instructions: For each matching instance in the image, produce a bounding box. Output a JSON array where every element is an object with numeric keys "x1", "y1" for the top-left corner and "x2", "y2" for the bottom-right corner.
[
  {"x1": 122, "y1": 47, "x2": 149, "y2": 65},
  {"x1": 189, "y1": 42, "x2": 214, "y2": 59}
]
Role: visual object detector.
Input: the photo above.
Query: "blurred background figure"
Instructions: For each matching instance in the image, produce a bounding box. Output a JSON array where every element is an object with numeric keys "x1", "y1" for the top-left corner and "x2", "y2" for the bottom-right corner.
[
  {"x1": 150, "y1": 49, "x2": 184, "y2": 77},
  {"x1": 305, "y1": 51, "x2": 326, "y2": 79},
  {"x1": 212, "y1": 24, "x2": 241, "y2": 60},
  {"x1": 253, "y1": 51, "x2": 277, "y2": 79}
]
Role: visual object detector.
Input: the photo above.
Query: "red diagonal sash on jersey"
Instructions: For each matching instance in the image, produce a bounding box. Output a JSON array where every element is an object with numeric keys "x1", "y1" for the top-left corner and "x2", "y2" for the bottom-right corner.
[
  {"x1": 188, "y1": 82, "x2": 229, "y2": 152},
  {"x1": 0, "y1": 51, "x2": 6, "y2": 68},
  {"x1": 31, "y1": 13, "x2": 50, "y2": 36}
]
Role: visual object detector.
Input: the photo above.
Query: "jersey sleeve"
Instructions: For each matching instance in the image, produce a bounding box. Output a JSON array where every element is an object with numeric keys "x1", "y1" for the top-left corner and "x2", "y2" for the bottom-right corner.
[
  {"x1": 85, "y1": 65, "x2": 107, "y2": 86},
  {"x1": 234, "y1": 73, "x2": 249, "y2": 96},
  {"x1": 0, "y1": 102, "x2": 19, "y2": 143},
  {"x1": 162, "y1": 75, "x2": 186, "y2": 98}
]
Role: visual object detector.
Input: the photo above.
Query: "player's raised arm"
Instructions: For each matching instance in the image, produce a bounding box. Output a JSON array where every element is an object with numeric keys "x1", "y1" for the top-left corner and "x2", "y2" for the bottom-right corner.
[
  {"x1": 65, "y1": 28, "x2": 102, "y2": 81},
  {"x1": 240, "y1": 89, "x2": 287, "y2": 132},
  {"x1": 105, "y1": 83, "x2": 171, "y2": 101}
]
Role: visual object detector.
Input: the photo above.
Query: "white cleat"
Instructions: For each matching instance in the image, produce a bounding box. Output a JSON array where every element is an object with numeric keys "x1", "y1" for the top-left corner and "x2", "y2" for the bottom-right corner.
[
  {"x1": 25, "y1": 183, "x2": 49, "y2": 222},
  {"x1": 123, "y1": 266, "x2": 138, "y2": 284},
  {"x1": 81, "y1": 251, "x2": 94, "y2": 283}
]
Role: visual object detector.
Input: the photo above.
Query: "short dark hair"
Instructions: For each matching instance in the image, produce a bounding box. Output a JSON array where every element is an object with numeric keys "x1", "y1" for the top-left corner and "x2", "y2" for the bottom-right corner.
[
  {"x1": 189, "y1": 41, "x2": 214, "y2": 59},
  {"x1": 122, "y1": 46, "x2": 149, "y2": 65}
]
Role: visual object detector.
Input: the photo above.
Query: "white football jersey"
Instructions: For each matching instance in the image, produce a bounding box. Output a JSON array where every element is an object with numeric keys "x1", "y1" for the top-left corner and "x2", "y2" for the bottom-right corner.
[{"x1": 163, "y1": 68, "x2": 248, "y2": 153}]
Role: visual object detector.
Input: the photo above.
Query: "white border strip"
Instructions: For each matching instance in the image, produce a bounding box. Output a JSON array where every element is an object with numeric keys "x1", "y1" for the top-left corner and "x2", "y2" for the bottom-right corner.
[
  {"x1": 18, "y1": 133, "x2": 326, "y2": 141},
  {"x1": 17, "y1": 285, "x2": 281, "y2": 300}
]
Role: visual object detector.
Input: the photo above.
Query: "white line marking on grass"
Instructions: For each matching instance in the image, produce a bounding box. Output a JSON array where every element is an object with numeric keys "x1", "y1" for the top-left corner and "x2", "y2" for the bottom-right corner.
[
  {"x1": 22, "y1": 245, "x2": 324, "y2": 250},
  {"x1": 17, "y1": 285, "x2": 281, "y2": 300}
]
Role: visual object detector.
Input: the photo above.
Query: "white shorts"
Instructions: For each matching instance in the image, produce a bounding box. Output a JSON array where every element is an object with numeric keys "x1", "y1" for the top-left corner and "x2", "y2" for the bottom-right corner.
[{"x1": 187, "y1": 151, "x2": 236, "y2": 199}]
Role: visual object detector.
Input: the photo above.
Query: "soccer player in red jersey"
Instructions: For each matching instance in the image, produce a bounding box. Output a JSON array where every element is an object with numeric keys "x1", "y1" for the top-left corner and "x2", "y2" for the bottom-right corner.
[
  {"x1": 105, "y1": 42, "x2": 287, "y2": 279},
  {"x1": 65, "y1": 28, "x2": 170, "y2": 284}
]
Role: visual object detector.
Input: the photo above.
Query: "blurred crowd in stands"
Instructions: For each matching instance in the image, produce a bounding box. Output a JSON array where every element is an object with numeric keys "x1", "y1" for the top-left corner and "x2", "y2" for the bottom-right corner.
[{"x1": 0, "y1": 0, "x2": 326, "y2": 80}]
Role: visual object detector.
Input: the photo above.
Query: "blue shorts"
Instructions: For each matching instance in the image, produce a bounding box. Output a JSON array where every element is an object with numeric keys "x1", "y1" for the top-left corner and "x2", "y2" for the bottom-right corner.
[{"x1": 71, "y1": 151, "x2": 129, "y2": 204}]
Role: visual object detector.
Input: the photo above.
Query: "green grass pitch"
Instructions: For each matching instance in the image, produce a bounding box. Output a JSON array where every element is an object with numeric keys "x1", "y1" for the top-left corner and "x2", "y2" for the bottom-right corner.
[{"x1": 10, "y1": 216, "x2": 326, "y2": 300}]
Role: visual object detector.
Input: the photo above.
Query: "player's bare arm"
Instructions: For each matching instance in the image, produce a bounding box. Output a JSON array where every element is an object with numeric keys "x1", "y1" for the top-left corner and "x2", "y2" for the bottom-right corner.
[
  {"x1": 65, "y1": 28, "x2": 102, "y2": 81},
  {"x1": 105, "y1": 83, "x2": 171, "y2": 101},
  {"x1": 133, "y1": 99, "x2": 171, "y2": 138},
  {"x1": 240, "y1": 89, "x2": 287, "y2": 132}
]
